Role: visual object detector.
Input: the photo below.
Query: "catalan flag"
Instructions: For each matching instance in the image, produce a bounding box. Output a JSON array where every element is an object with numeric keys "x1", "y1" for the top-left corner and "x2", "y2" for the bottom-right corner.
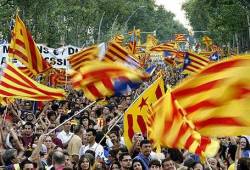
[
  {"x1": 172, "y1": 55, "x2": 250, "y2": 137},
  {"x1": 0, "y1": 63, "x2": 65, "y2": 101},
  {"x1": 175, "y1": 34, "x2": 186, "y2": 42},
  {"x1": 103, "y1": 41, "x2": 140, "y2": 68},
  {"x1": 145, "y1": 34, "x2": 158, "y2": 50},
  {"x1": 202, "y1": 36, "x2": 212, "y2": 47},
  {"x1": 0, "y1": 97, "x2": 14, "y2": 106},
  {"x1": 124, "y1": 76, "x2": 165, "y2": 149},
  {"x1": 68, "y1": 45, "x2": 98, "y2": 71},
  {"x1": 71, "y1": 60, "x2": 148, "y2": 101},
  {"x1": 150, "y1": 42, "x2": 177, "y2": 52},
  {"x1": 128, "y1": 29, "x2": 137, "y2": 54},
  {"x1": 49, "y1": 69, "x2": 68, "y2": 86},
  {"x1": 112, "y1": 34, "x2": 124, "y2": 45},
  {"x1": 18, "y1": 66, "x2": 35, "y2": 78},
  {"x1": 147, "y1": 87, "x2": 219, "y2": 157},
  {"x1": 8, "y1": 15, "x2": 51, "y2": 75},
  {"x1": 182, "y1": 52, "x2": 210, "y2": 74}
]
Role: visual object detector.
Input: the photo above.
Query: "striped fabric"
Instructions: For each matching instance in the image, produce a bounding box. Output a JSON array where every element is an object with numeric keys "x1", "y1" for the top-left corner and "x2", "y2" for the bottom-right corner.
[
  {"x1": 0, "y1": 97, "x2": 14, "y2": 106},
  {"x1": 175, "y1": 34, "x2": 186, "y2": 42},
  {"x1": 173, "y1": 55, "x2": 250, "y2": 137},
  {"x1": 124, "y1": 76, "x2": 165, "y2": 149},
  {"x1": 71, "y1": 60, "x2": 148, "y2": 101},
  {"x1": 49, "y1": 69, "x2": 68, "y2": 86},
  {"x1": 8, "y1": 15, "x2": 51, "y2": 75},
  {"x1": 112, "y1": 34, "x2": 124, "y2": 45},
  {"x1": 147, "y1": 87, "x2": 219, "y2": 157},
  {"x1": 68, "y1": 46, "x2": 98, "y2": 71},
  {"x1": 103, "y1": 41, "x2": 140, "y2": 68},
  {"x1": 18, "y1": 66, "x2": 35, "y2": 78},
  {"x1": 128, "y1": 32, "x2": 137, "y2": 54},
  {"x1": 0, "y1": 63, "x2": 65, "y2": 101},
  {"x1": 182, "y1": 52, "x2": 210, "y2": 74},
  {"x1": 150, "y1": 42, "x2": 177, "y2": 52}
]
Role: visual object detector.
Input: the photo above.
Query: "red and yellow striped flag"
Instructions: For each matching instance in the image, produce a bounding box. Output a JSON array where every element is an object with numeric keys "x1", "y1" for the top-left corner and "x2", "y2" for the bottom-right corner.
[
  {"x1": 18, "y1": 66, "x2": 35, "y2": 79},
  {"x1": 182, "y1": 52, "x2": 210, "y2": 74},
  {"x1": 124, "y1": 76, "x2": 165, "y2": 149},
  {"x1": 70, "y1": 60, "x2": 148, "y2": 101},
  {"x1": 8, "y1": 15, "x2": 51, "y2": 75},
  {"x1": 112, "y1": 34, "x2": 124, "y2": 45},
  {"x1": 0, "y1": 63, "x2": 65, "y2": 101},
  {"x1": 173, "y1": 55, "x2": 250, "y2": 137},
  {"x1": 68, "y1": 45, "x2": 98, "y2": 71},
  {"x1": 150, "y1": 42, "x2": 177, "y2": 52},
  {"x1": 103, "y1": 41, "x2": 140, "y2": 68},
  {"x1": 175, "y1": 34, "x2": 186, "y2": 42},
  {"x1": 147, "y1": 87, "x2": 219, "y2": 157}
]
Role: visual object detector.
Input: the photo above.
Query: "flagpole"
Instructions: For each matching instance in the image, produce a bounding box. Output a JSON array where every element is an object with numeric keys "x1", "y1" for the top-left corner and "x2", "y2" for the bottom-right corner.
[{"x1": 45, "y1": 101, "x2": 96, "y2": 135}]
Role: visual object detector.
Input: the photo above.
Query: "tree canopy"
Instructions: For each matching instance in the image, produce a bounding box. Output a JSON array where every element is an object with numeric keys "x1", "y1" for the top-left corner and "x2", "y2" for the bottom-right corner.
[
  {"x1": 0, "y1": 0, "x2": 187, "y2": 47},
  {"x1": 182, "y1": 0, "x2": 250, "y2": 53}
]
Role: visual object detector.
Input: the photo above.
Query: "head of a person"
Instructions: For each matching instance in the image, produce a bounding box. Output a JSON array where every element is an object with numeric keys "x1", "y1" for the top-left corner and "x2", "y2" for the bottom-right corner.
[
  {"x1": 44, "y1": 135, "x2": 53, "y2": 150},
  {"x1": 162, "y1": 158, "x2": 176, "y2": 170},
  {"x1": 23, "y1": 122, "x2": 34, "y2": 136},
  {"x1": 20, "y1": 159, "x2": 37, "y2": 170},
  {"x1": 109, "y1": 131, "x2": 119, "y2": 144},
  {"x1": 132, "y1": 159, "x2": 143, "y2": 170},
  {"x1": 86, "y1": 128, "x2": 96, "y2": 144},
  {"x1": 237, "y1": 157, "x2": 250, "y2": 170},
  {"x1": 240, "y1": 136, "x2": 250, "y2": 150},
  {"x1": 64, "y1": 152, "x2": 73, "y2": 169},
  {"x1": 119, "y1": 152, "x2": 132, "y2": 170},
  {"x1": 149, "y1": 159, "x2": 161, "y2": 170},
  {"x1": 140, "y1": 139, "x2": 152, "y2": 157},
  {"x1": 2, "y1": 149, "x2": 18, "y2": 166},
  {"x1": 192, "y1": 162, "x2": 204, "y2": 170},
  {"x1": 47, "y1": 110, "x2": 57, "y2": 122},
  {"x1": 110, "y1": 160, "x2": 121, "y2": 170},
  {"x1": 63, "y1": 121, "x2": 72, "y2": 132},
  {"x1": 80, "y1": 116, "x2": 89, "y2": 128},
  {"x1": 52, "y1": 151, "x2": 65, "y2": 167},
  {"x1": 47, "y1": 126, "x2": 56, "y2": 138},
  {"x1": 207, "y1": 157, "x2": 218, "y2": 170},
  {"x1": 78, "y1": 154, "x2": 92, "y2": 170}
]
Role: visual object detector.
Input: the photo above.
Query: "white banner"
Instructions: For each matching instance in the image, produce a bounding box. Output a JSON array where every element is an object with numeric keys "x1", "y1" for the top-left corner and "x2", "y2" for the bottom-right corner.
[{"x1": 0, "y1": 44, "x2": 81, "y2": 69}]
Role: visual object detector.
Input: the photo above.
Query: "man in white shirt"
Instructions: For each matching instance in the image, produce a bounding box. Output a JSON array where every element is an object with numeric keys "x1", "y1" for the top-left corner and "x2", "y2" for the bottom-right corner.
[
  {"x1": 81, "y1": 128, "x2": 104, "y2": 158},
  {"x1": 57, "y1": 121, "x2": 73, "y2": 148}
]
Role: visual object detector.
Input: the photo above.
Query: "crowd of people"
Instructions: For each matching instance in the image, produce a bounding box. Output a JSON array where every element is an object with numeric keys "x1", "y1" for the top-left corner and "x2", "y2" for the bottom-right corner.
[{"x1": 0, "y1": 63, "x2": 250, "y2": 170}]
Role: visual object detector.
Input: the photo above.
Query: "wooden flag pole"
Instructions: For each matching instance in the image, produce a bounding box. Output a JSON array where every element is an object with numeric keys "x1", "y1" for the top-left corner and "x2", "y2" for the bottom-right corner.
[{"x1": 45, "y1": 100, "x2": 96, "y2": 135}]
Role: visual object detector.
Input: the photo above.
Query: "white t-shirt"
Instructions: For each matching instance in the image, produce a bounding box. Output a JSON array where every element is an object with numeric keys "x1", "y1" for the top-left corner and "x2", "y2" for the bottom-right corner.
[
  {"x1": 81, "y1": 142, "x2": 104, "y2": 158},
  {"x1": 56, "y1": 130, "x2": 73, "y2": 144}
]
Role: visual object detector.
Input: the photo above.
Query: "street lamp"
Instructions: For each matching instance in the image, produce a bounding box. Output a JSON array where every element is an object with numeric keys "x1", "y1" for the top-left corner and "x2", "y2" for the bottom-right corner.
[{"x1": 124, "y1": 6, "x2": 146, "y2": 31}]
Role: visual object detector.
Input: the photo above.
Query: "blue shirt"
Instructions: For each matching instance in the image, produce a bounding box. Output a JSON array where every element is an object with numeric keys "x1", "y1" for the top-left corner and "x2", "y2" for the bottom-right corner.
[{"x1": 134, "y1": 153, "x2": 151, "y2": 170}]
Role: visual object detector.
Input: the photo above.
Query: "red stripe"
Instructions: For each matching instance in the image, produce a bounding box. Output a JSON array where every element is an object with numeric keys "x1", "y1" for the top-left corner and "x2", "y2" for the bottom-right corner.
[
  {"x1": 172, "y1": 122, "x2": 190, "y2": 148},
  {"x1": 155, "y1": 85, "x2": 163, "y2": 99},
  {"x1": 173, "y1": 79, "x2": 223, "y2": 98},
  {"x1": 190, "y1": 59, "x2": 207, "y2": 67},
  {"x1": 185, "y1": 67, "x2": 197, "y2": 73},
  {"x1": 184, "y1": 135, "x2": 195, "y2": 149},
  {"x1": 7, "y1": 65, "x2": 64, "y2": 97},
  {"x1": 185, "y1": 100, "x2": 220, "y2": 114},
  {"x1": 200, "y1": 58, "x2": 245, "y2": 75},
  {"x1": 15, "y1": 39, "x2": 26, "y2": 48},
  {"x1": 101, "y1": 77, "x2": 114, "y2": 90},
  {"x1": 137, "y1": 115, "x2": 147, "y2": 137},
  {"x1": 195, "y1": 137, "x2": 211, "y2": 155},
  {"x1": 127, "y1": 114, "x2": 135, "y2": 141},
  {"x1": 27, "y1": 30, "x2": 39, "y2": 72},
  {"x1": 188, "y1": 63, "x2": 202, "y2": 70},
  {"x1": 0, "y1": 89, "x2": 15, "y2": 96},
  {"x1": 69, "y1": 50, "x2": 96, "y2": 63},
  {"x1": 0, "y1": 81, "x2": 37, "y2": 95},
  {"x1": 8, "y1": 48, "x2": 29, "y2": 62},
  {"x1": 3, "y1": 72, "x2": 31, "y2": 89},
  {"x1": 194, "y1": 117, "x2": 243, "y2": 130},
  {"x1": 86, "y1": 83, "x2": 103, "y2": 98}
]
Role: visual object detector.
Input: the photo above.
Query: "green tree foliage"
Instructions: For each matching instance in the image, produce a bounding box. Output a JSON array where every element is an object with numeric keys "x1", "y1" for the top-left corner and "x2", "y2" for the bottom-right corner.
[
  {"x1": 0, "y1": 0, "x2": 187, "y2": 47},
  {"x1": 183, "y1": 0, "x2": 250, "y2": 53}
]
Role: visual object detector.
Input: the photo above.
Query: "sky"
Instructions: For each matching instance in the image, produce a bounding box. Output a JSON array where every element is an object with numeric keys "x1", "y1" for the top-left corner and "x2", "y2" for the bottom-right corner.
[{"x1": 155, "y1": 0, "x2": 191, "y2": 30}]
